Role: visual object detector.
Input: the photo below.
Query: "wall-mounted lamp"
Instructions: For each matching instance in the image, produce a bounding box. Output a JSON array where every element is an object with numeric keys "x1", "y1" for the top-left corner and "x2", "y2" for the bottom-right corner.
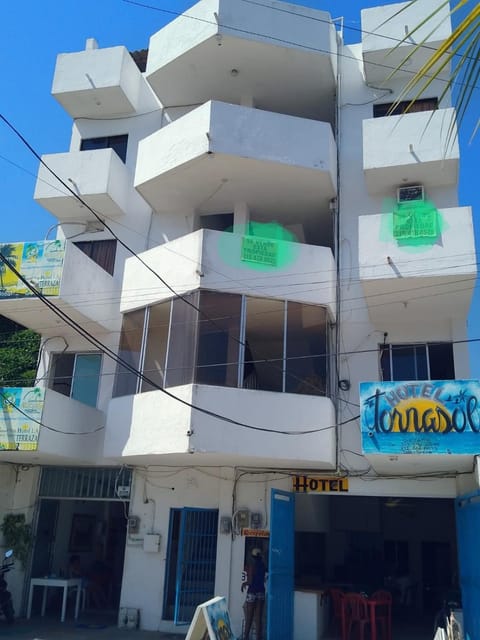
[{"x1": 338, "y1": 379, "x2": 351, "y2": 391}]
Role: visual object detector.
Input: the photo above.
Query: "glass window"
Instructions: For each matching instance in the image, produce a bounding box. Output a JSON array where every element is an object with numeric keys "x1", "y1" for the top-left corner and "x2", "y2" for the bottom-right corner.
[
  {"x1": 141, "y1": 302, "x2": 171, "y2": 393},
  {"x1": 166, "y1": 293, "x2": 198, "y2": 388},
  {"x1": 198, "y1": 213, "x2": 233, "y2": 232},
  {"x1": 73, "y1": 240, "x2": 117, "y2": 275},
  {"x1": 286, "y1": 303, "x2": 327, "y2": 396},
  {"x1": 195, "y1": 291, "x2": 241, "y2": 387},
  {"x1": 49, "y1": 352, "x2": 101, "y2": 407},
  {"x1": 380, "y1": 342, "x2": 454, "y2": 381},
  {"x1": 244, "y1": 297, "x2": 284, "y2": 392},
  {"x1": 112, "y1": 291, "x2": 331, "y2": 398},
  {"x1": 80, "y1": 134, "x2": 128, "y2": 163},
  {"x1": 113, "y1": 309, "x2": 145, "y2": 397},
  {"x1": 373, "y1": 97, "x2": 438, "y2": 118}
]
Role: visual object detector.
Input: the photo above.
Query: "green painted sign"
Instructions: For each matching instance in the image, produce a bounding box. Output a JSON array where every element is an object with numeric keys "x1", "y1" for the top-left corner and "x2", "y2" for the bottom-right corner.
[
  {"x1": 241, "y1": 236, "x2": 278, "y2": 266},
  {"x1": 393, "y1": 200, "x2": 439, "y2": 240}
]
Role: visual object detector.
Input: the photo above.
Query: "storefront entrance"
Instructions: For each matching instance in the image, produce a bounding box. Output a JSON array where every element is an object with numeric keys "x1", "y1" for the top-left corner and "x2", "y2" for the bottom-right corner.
[
  {"x1": 27, "y1": 466, "x2": 130, "y2": 620},
  {"x1": 294, "y1": 494, "x2": 458, "y2": 622}
]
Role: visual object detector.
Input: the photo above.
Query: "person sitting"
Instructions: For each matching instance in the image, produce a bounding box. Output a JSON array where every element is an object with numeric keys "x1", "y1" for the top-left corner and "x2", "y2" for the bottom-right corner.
[{"x1": 67, "y1": 554, "x2": 108, "y2": 609}]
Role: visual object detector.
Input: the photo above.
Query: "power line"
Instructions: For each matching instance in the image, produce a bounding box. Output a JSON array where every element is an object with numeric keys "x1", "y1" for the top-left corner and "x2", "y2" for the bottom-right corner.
[
  {"x1": 122, "y1": 0, "x2": 480, "y2": 92},
  {"x1": 0, "y1": 249, "x2": 355, "y2": 436},
  {"x1": 0, "y1": 391, "x2": 104, "y2": 436}
]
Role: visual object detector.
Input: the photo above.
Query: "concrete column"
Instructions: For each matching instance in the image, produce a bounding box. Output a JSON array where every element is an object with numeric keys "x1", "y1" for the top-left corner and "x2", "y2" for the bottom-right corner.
[{"x1": 233, "y1": 202, "x2": 250, "y2": 233}]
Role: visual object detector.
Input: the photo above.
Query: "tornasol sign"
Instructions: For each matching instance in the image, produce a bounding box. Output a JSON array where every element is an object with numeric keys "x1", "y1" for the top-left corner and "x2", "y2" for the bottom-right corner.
[{"x1": 360, "y1": 379, "x2": 480, "y2": 455}]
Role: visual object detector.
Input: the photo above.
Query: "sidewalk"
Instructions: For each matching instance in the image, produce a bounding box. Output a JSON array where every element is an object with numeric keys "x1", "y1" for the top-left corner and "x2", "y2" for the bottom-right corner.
[{"x1": 0, "y1": 615, "x2": 186, "y2": 640}]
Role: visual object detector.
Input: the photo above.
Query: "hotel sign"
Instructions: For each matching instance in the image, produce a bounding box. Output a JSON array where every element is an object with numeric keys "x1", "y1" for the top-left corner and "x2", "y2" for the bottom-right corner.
[
  {"x1": 0, "y1": 240, "x2": 65, "y2": 298},
  {"x1": 0, "y1": 387, "x2": 45, "y2": 451},
  {"x1": 293, "y1": 475, "x2": 349, "y2": 493},
  {"x1": 360, "y1": 380, "x2": 480, "y2": 455}
]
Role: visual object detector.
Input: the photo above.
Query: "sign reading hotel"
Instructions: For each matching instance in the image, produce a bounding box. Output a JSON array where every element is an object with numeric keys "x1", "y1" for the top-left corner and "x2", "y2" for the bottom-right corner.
[
  {"x1": 293, "y1": 476, "x2": 349, "y2": 493},
  {"x1": 360, "y1": 380, "x2": 480, "y2": 455},
  {"x1": 0, "y1": 240, "x2": 65, "y2": 298},
  {"x1": 0, "y1": 387, "x2": 45, "y2": 451}
]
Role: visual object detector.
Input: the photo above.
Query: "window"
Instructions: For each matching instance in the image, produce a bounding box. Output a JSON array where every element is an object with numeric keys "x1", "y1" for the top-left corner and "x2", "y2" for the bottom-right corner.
[
  {"x1": 113, "y1": 291, "x2": 330, "y2": 398},
  {"x1": 74, "y1": 240, "x2": 117, "y2": 275},
  {"x1": 49, "y1": 352, "x2": 102, "y2": 407},
  {"x1": 380, "y1": 343, "x2": 455, "y2": 381},
  {"x1": 198, "y1": 213, "x2": 233, "y2": 232},
  {"x1": 80, "y1": 134, "x2": 128, "y2": 163},
  {"x1": 373, "y1": 97, "x2": 438, "y2": 118}
]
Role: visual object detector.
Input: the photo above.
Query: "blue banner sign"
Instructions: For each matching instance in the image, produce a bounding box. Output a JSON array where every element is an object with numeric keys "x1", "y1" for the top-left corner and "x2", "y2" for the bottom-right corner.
[{"x1": 360, "y1": 380, "x2": 480, "y2": 455}]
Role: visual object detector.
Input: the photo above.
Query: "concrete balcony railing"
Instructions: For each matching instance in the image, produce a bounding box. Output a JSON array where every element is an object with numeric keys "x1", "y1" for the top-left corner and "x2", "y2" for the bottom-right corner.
[
  {"x1": 120, "y1": 229, "x2": 336, "y2": 317},
  {"x1": 0, "y1": 387, "x2": 104, "y2": 464},
  {"x1": 135, "y1": 101, "x2": 337, "y2": 217},
  {"x1": 0, "y1": 240, "x2": 120, "y2": 333},
  {"x1": 52, "y1": 45, "x2": 143, "y2": 118},
  {"x1": 361, "y1": 0, "x2": 451, "y2": 85},
  {"x1": 34, "y1": 148, "x2": 148, "y2": 223},
  {"x1": 358, "y1": 206, "x2": 476, "y2": 325},
  {"x1": 363, "y1": 108, "x2": 459, "y2": 194},
  {"x1": 104, "y1": 384, "x2": 336, "y2": 469},
  {"x1": 146, "y1": 0, "x2": 337, "y2": 120}
]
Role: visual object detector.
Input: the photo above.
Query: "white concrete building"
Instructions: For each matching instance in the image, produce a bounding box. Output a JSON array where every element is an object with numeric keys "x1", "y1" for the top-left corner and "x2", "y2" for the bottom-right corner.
[{"x1": 1, "y1": 0, "x2": 478, "y2": 638}]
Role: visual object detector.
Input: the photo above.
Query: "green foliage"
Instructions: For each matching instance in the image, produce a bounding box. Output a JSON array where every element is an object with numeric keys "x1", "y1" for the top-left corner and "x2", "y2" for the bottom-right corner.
[
  {"x1": 0, "y1": 317, "x2": 40, "y2": 387},
  {"x1": 0, "y1": 513, "x2": 33, "y2": 569}
]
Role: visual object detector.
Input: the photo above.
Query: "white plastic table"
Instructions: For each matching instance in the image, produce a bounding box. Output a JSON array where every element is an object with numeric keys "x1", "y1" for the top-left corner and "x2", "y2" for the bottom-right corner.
[{"x1": 27, "y1": 577, "x2": 82, "y2": 622}]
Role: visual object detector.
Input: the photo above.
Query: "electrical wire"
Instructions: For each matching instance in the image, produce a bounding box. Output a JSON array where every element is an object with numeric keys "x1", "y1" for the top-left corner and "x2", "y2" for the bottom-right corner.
[
  {"x1": 121, "y1": 0, "x2": 480, "y2": 92},
  {"x1": 0, "y1": 249, "x2": 359, "y2": 436}
]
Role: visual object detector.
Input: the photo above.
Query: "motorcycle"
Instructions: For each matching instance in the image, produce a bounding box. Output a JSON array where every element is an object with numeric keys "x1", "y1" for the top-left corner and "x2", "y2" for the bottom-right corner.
[{"x1": 0, "y1": 550, "x2": 14, "y2": 624}]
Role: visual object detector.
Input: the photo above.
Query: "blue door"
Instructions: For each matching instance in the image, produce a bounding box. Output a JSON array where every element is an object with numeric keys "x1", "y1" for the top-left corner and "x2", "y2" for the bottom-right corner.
[
  {"x1": 456, "y1": 491, "x2": 480, "y2": 640},
  {"x1": 267, "y1": 489, "x2": 295, "y2": 640},
  {"x1": 163, "y1": 508, "x2": 218, "y2": 625}
]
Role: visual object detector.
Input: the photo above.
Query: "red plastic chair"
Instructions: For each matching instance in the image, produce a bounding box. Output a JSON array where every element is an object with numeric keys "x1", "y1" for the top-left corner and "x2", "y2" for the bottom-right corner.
[
  {"x1": 328, "y1": 589, "x2": 347, "y2": 640},
  {"x1": 343, "y1": 593, "x2": 371, "y2": 640},
  {"x1": 369, "y1": 590, "x2": 392, "y2": 640}
]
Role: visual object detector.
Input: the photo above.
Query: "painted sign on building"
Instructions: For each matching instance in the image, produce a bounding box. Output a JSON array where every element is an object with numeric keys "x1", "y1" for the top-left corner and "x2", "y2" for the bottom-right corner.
[
  {"x1": 0, "y1": 387, "x2": 45, "y2": 451},
  {"x1": 0, "y1": 240, "x2": 65, "y2": 298},
  {"x1": 292, "y1": 475, "x2": 349, "y2": 493},
  {"x1": 360, "y1": 380, "x2": 480, "y2": 455}
]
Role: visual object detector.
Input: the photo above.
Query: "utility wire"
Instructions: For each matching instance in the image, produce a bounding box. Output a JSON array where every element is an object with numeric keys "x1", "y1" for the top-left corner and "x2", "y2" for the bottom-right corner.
[
  {"x1": 122, "y1": 0, "x2": 480, "y2": 92},
  {"x1": 0, "y1": 249, "x2": 358, "y2": 436}
]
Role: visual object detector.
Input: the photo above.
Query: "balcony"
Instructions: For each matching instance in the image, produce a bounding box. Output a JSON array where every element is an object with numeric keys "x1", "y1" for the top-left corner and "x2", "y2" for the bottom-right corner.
[
  {"x1": 34, "y1": 148, "x2": 149, "y2": 223},
  {"x1": 0, "y1": 240, "x2": 120, "y2": 333},
  {"x1": 104, "y1": 385, "x2": 335, "y2": 468},
  {"x1": 359, "y1": 379, "x2": 478, "y2": 474},
  {"x1": 146, "y1": 0, "x2": 337, "y2": 120},
  {"x1": 358, "y1": 206, "x2": 476, "y2": 325},
  {"x1": 121, "y1": 229, "x2": 336, "y2": 315},
  {"x1": 0, "y1": 387, "x2": 104, "y2": 464},
  {"x1": 361, "y1": 0, "x2": 451, "y2": 85},
  {"x1": 363, "y1": 108, "x2": 459, "y2": 194},
  {"x1": 135, "y1": 101, "x2": 337, "y2": 216},
  {"x1": 52, "y1": 45, "x2": 143, "y2": 118}
]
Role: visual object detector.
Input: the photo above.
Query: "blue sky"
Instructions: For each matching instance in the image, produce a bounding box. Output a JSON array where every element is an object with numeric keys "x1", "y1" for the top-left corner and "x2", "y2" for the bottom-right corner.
[{"x1": 0, "y1": 0, "x2": 478, "y2": 364}]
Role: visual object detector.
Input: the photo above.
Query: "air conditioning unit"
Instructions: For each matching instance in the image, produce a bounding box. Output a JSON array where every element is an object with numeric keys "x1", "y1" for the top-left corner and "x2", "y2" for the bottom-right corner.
[{"x1": 397, "y1": 185, "x2": 424, "y2": 203}]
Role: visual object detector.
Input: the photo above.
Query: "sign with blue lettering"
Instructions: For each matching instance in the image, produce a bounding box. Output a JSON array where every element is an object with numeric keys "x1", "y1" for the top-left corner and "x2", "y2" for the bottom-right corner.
[{"x1": 360, "y1": 380, "x2": 480, "y2": 455}]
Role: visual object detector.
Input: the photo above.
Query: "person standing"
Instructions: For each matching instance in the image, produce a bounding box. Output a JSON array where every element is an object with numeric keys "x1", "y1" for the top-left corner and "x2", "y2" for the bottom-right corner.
[{"x1": 241, "y1": 548, "x2": 266, "y2": 640}]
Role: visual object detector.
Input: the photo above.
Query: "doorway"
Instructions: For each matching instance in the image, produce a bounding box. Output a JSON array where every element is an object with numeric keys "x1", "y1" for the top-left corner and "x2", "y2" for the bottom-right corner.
[{"x1": 294, "y1": 494, "x2": 458, "y2": 635}]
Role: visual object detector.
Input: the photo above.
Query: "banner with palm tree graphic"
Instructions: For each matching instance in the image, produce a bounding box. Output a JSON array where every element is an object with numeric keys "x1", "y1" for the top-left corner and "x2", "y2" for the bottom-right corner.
[
  {"x1": 0, "y1": 240, "x2": 65, "y2": 298},
  {"x1": 0, "y1": 387, "x2": 44, "y2": 450}
]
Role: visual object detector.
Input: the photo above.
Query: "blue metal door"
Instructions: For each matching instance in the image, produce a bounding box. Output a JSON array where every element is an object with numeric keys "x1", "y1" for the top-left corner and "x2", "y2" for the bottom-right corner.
[
  {"x1": 163, "y1": 507, "x2": 218, "y2": 625},
  {"x1": 267, "y1": 489, "x2": 295, "y2": 640},
  {"x1": 456, "y1": 491, "x2": 480, "y2": 640}
]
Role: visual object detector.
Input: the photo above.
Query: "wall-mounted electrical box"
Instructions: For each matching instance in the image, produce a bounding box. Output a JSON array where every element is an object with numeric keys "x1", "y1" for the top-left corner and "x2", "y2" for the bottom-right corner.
[
  {"x1": 117, "y1": 485, "x2": 131, "y2": 499},
  {"x1": 144, "y1": 533, "x2": 161, "y2": 553},
  {"x1": 127, "y1": 516, "x2": 140, "y2": 534},
  {"x1": 220, "y1": 516, "x2": 232, "y2": 534}
]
